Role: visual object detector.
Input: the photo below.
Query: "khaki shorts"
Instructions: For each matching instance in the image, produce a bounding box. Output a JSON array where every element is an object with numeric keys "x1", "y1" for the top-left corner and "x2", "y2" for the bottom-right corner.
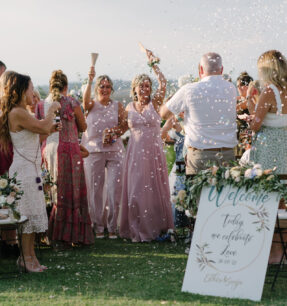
[{"x1": 185, "y1": 148, "x2": 235, "y2": 175}]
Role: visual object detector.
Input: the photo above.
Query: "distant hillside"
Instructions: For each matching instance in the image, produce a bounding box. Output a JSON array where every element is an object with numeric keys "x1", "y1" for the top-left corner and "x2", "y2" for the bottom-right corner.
[{"x1": 37, "y1": 79, "x2": 179, "y2": 107}]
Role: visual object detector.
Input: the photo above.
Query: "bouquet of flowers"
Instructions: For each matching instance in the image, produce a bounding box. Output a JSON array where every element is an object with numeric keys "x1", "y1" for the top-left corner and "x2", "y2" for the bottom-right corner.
[
  {"x1": 69, "y1": 89, "x2": 83, "y2": 102},
  {"x1": 41, "y1": 167, "x2": 55, "y2": 206},
  {"x1": 0, "y1": 172, "x2": 23, "y2": 220},
  {"x1": 177, "y1": 161, "x2": 287, "y2": 218}
]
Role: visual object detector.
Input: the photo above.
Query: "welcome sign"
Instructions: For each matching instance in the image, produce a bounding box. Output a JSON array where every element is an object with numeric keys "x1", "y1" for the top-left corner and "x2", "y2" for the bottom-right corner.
[{"x1": 182, "y1": 185, "x2": 279, "y2": 301}]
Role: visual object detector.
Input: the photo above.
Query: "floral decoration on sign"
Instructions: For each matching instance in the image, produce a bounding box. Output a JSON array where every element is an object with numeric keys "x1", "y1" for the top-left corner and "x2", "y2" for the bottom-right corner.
[
  {"x1": 248, "y1": 205, "x2": 270, "y2": 232},
  {"x1": 0, "y1": 172, "x2": 23, "y2": 219},
  {"x1": 176, "y1": 161, "x2": 287, "y2": 218},
  {"x1": 196, "y1": 243, "x2": 216, "y2": 271}
]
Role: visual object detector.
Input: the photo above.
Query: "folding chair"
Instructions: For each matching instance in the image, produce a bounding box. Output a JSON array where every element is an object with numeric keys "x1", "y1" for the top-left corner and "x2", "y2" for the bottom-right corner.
[{"x1": 269, "y1": 174, "x2": 287, "y2": 290}]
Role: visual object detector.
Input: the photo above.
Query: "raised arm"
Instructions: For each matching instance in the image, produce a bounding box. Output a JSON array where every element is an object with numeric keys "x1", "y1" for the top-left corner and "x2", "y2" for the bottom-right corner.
[
  {"x1": 83, "y1": 66, "x2": 96, "y2": 114},
  {"x1": 145, "y1": 50, "x2": 167, "y2": 112},
  {"x1": 9, "y1": 102, "x2": 61, "y2": 135}
]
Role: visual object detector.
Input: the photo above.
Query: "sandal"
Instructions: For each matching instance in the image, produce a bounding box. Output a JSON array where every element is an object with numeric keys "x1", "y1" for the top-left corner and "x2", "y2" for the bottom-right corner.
[{"x1": 17, "y1": 256, "x2": 43, "y2": 273}]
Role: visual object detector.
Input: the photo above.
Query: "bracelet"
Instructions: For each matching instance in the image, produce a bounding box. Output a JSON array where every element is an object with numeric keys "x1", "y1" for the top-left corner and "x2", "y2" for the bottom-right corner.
[
  {"x1": 87, "y1": 80, "x2": 93, "y2": 85},
  {"x1": 175, "y1": 115, "x2": 183, "y2": 122}
]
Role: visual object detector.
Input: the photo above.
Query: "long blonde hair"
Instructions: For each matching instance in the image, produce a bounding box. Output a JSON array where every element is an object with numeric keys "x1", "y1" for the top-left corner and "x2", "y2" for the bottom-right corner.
[
  {"x1": 130, "y1": 74, "x2": 152, "y2": 101},
  {"x1": 0, "y1": 72, "x2": 31, "y2": 153},
  {"x1": 49, "y1": 70, "x2": 68, "y2": 101},
  {"x1": 257, "y1": 50, "x2": 287, "y2": 89}
]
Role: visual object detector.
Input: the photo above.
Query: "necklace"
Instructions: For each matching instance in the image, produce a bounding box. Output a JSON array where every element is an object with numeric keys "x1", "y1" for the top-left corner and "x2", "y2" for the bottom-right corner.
[
  {"x1": 13, "y1": 144, "x2": 43, "y2": 191},
  {"x1": 134, "y1": 101, "x2": 149, "y2": 114}
]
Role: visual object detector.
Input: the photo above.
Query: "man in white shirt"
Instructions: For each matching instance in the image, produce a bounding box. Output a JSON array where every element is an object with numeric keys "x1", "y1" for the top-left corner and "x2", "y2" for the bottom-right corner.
[{"x1": 160, "y1": 52, "x2": 237, "y2": 174}]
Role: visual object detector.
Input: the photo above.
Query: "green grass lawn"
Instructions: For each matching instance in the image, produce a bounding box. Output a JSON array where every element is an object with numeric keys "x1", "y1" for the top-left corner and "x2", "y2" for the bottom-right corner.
[
  {"x1": 0, "y1": 239, "x2": 287, "y2": 305},
  {"x1": 1, "y1": 146, "x2": 286, "y2": 305}
]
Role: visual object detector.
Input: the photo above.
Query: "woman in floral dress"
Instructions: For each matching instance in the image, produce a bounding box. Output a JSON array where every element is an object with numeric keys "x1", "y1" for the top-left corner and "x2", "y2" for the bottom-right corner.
[{"x1": 48, "y1": 70, "x2": 94, "y2": 247}]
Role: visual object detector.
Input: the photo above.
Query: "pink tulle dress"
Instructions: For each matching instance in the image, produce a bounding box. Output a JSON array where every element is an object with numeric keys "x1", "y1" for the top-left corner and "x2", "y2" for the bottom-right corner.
[{"x1": 119, "y1": 102, "x2": 174, "y2": 242}]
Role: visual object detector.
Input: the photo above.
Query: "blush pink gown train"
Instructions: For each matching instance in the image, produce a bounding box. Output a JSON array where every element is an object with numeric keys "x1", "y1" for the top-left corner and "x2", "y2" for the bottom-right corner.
[{"x1": 119, "y1": 102, "x2": 174, "y2": 242}]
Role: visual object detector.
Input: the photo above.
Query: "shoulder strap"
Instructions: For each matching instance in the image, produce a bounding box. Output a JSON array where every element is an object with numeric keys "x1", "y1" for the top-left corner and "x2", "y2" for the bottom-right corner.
[{"x1": 268, "y1": 84, "x2": 282, "y2": 114}]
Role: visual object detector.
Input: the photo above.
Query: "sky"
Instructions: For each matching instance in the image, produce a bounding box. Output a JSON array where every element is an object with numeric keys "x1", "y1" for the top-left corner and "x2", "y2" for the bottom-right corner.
[{"x1": 1, "y1": 0, "x2": 287, "y2": 86}]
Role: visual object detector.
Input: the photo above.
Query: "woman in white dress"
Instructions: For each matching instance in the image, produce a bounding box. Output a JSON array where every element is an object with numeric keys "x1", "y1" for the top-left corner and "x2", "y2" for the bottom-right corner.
[{"x1": 0, "y1": 72, "x2": 60, "y2": 272}]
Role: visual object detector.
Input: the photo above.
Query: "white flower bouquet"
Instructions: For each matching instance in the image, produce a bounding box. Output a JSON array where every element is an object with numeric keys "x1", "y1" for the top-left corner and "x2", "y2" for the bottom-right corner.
[{"x1": 0, "y1": 172, "x2": 23, "y2": 220}]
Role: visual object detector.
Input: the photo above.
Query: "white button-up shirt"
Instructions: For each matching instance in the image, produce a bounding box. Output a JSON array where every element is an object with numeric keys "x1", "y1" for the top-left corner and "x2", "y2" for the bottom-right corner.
[{"x1": 166, "y1": 75, "x2": 237, "y2": 149}]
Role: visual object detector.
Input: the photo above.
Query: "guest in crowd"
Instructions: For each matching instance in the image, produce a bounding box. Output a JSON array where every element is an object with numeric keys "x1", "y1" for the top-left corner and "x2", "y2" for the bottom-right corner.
[
  {"x1": 35, "y1": 78, "x2": 61, "y2": 209},
  {"x1": 239, "y1": 80, "x2": 262, "y2": 165},
  {"x1": 48, "y1": 70, "x2": 94, "y2": 248},
  {"x1": 248, "y1": 50, "x2": 287, "y2": 263},
  {"x1": 0, "y1": 71, "x2": 14, "y2": 175},
  {"x1": 236, "y1": 71, "x2": 254, "y2": 112},
  {"x1": 105, "y1": 49, "x2": 174, "y2": 242},
  {"x1": 161, "y1": 112, "x2": 187, "y2": 227},
  {"x1": 236, "y1": 71, "x2": 254, "y2": 156},
  {"x1": 81, "y1": 70, "x2": 125, "y2": 239},
  {"x1": 0, "y1": 61, "x2": 6, "y2": 77},
  {"x1": 246, "y1": 80, "x2": 262, "y2": 109},
  {"x1": 161, "y1": 52, "x2": 237, "y2": 174},
  {"x1": 0, "y1": 71, "x2": 61, "y2": 272},
  {"x1": 26, "y1": 88, "x2": 41, "y2": 114},
  {"x1": 0, "y1": 71, "x2": 18, "y2": 257}
]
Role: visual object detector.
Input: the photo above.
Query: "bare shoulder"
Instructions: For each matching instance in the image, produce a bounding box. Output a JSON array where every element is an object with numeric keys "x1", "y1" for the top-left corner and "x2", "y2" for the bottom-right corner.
[
  {"x1": 125, "y1": 102, "x2": 133, "y2": 112},
  {"x1": 9, "y1": 107, "x2": 28, "y2": 119},
  {"x1": 8, "y1": 107, "x2": 30, "y2": 131}
]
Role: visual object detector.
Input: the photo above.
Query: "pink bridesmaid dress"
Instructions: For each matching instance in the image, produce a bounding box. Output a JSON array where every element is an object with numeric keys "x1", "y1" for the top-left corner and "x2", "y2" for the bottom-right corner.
[{"x1": 119, "y1": 101, "x2": 174, "y2": 242}]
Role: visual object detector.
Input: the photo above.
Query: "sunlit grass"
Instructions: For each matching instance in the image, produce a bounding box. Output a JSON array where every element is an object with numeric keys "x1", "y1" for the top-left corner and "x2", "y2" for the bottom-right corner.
[{"x1": 0, "y1": 239, "x2": 286, "y2": 305}]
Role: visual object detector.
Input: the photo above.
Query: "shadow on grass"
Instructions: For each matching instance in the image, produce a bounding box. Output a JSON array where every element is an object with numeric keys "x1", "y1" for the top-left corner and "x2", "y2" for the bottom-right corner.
[{"x1": 0, "y1": 239, "x2": 286, "y2": 305}]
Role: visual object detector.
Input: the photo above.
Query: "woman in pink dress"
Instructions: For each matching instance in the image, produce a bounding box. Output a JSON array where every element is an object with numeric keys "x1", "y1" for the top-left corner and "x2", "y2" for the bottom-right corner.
[
  {"x1": 104, "y1": 50, "x2": 174, "y2": 242},
  {"x1": 81, "y1": 71, "x2": 125, "y2": 239},
  {"x1": 47, "y1": 70, "x2": 94, "y2": 247}
]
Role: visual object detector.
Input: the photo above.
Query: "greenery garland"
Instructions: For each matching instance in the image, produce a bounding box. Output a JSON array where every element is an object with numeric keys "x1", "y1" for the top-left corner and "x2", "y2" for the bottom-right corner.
[{"x1": 175, "y1": 161, "x2": 287, "y2": 217}]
